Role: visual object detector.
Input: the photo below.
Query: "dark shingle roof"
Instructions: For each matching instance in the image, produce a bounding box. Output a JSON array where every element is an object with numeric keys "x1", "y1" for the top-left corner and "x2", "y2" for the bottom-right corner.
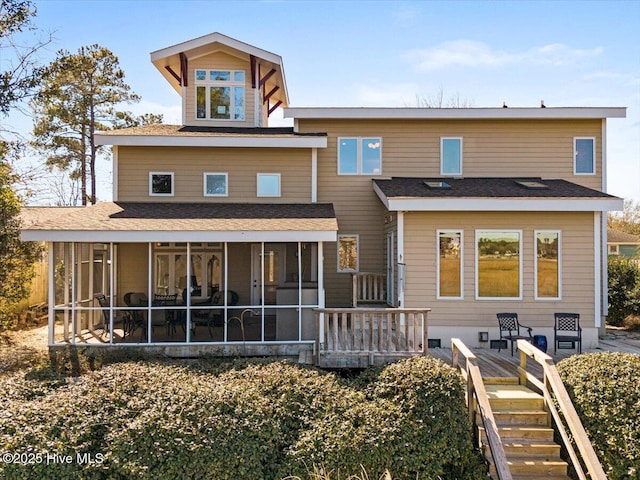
[
  {"x1": 373, "y1": 177, "x2": 617, "y2": 199},
  {"x1": 97, "y1": 124, "x2": 326, "y2": 137},
  {"x1": 608, "y1": 229, "x2": 639, "y2": 243}
]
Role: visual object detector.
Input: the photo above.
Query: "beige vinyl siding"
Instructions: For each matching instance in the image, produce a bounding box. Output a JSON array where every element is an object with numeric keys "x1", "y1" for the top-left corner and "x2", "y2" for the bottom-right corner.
[
  {"x1": 403, "y1": 211, "x2": 596, "y2": 329},
  {"x1": 298, "y1": 118, "x2": 603, "y2": 190},
  {"x1": 117, "y1": 146, "x2": 311, "y2": 202},
  {"x1": 117, "y1": 243, "x2": 149, "y2": 305},
  {"x1": 185, "y1": 49, "x2": 256, "y2": 127}
]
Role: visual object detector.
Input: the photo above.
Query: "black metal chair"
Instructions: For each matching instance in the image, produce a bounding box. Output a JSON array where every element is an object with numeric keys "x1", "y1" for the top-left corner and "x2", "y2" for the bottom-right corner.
[
  {"x1": 554, "y1": 313, "x2": 582, "y2": 354},
  {"x1": 497, "y1": 312, "x2": 533, "y2": 356},
  {"x1": 191, "y1": 290, "x2": 239, "y2": 338},
  {"x1": 123, "y1": 292, "x2": 148, "y2": 341},
  {"x1": 153, "y1": 293, "x2": 179, "y2": 337},
  {"x1": 94, "y1": 293, "x2": 126, "y2": 337}
]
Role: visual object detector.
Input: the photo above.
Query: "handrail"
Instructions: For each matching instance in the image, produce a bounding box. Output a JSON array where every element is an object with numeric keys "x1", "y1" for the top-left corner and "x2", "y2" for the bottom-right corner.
[
  {"x1": 451, "y1": 339, "x2": 512, "y2": 480},
  {"x1": 352, "y1": 272, "x2": 387, "y2": 307},
  {"x1": 516, "y1": 339, "x2": 607, "y2": 480}
]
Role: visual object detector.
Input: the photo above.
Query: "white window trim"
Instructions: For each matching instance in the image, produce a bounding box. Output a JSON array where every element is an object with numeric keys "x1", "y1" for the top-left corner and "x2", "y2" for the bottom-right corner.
[
  {"x1": 608, "y1": 244, "x2": 619, "y2": 255},
  {"x1": 337, "y1": 136, "x2": 383, "y2": 175},
  {"x1": 440, "y1": 137, "x2": 463, "y2": 176},
  {"x1": 149, "y1": 172, "x2": 174, "y2": 197},
  {"x1": 256, "y1": 173, "x2": 281, "y2": 197},
  {"x1": 436, "y1": 229, "x2": 464, "y2": 300},
  {"x1": 337, "y1": 233, "x2": 359, "y2": 273},
  {"x1": 195, "y1": 69, "x2": 245, "y2": 121},
  {"x1": 475, "y1": 229, "x2": 523, "y2": 301},
  {"x1": 573, "y1": 137, "x2": 596, "y2": 175},
  {"x1": 534, "y1": 230, "x2": 562, "y2": 301},
  {"x1": 203, "y1": 172, "x2": 229, "y2": 197}
]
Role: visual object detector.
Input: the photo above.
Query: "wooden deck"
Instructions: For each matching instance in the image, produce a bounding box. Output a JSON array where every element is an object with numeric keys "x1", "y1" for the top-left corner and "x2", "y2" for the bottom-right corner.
[{"x1": 430, "y1": 331, "x2": 640, "y2": 378}]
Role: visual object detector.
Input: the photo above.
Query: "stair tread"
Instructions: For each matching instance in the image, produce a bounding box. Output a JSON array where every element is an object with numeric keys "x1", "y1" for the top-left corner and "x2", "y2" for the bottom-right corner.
[
  {"x1": 488, "y1": 456, "x2": 568, "y2": 467},
  {"x1": 485, "y1": 384, "x2": 544, "y2": 400}
]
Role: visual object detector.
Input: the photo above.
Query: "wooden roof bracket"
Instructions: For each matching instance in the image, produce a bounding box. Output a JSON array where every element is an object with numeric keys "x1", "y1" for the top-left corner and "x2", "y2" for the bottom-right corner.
[
  {"x1": 250, "y1": 55, "x2": 257, "y2": 88},
  {"x1": 263, "y1": 85, "x2": 280, "y2": 104},
  {"x1": 268, "y1": 100, "x2": 282, "y2": 116},
  {"x1": 179, "y1": 52, "x2": 188, "y2": 87},
  {"x1": 259, "y1": 68, "x2": 276, "y2": 88},
  {"x1": 165, "y1": 66, "x2": 181, "y2": 84}
]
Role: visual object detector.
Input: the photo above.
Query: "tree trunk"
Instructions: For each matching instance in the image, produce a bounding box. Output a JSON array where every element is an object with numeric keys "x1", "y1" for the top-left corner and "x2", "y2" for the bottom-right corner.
[
  {"x1": 81, "y1": 123, "x2": 87, "y2": 206},
  {"x1": 89, "y1": 102, "x2": 96, "y2": 205}
]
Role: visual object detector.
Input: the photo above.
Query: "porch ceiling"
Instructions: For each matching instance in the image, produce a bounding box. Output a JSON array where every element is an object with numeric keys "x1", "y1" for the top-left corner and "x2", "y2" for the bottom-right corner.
[{"x1": 20, "y1": 202, "x2": 338, "y2": 242}]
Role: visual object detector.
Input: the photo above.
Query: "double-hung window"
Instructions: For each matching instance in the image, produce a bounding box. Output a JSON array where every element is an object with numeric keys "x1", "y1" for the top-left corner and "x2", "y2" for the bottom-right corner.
[
  {"x1": 195, "y1": 69, "x2": 245, "y2": 121},
  {"x1": 338, "y1": 137, "x2": 382, "y2": 175},
  {"x1": 574, "y1": 137, "x2": 595, "y2": 175},
  {"x1": 441, "y1": 137, "x2": 462, "y2": 176}
]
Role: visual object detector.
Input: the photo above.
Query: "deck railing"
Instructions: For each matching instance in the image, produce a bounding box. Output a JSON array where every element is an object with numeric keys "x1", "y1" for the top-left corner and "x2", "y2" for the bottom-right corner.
[
  {"x1": 451, "y1": 339, "x2": 512, "y2": 480},
  {"x1": 516, "y1": 339, "x2": 607, "y2": 480},
  {"x1": 352, "y1": 273, "x2": 387, "y2": 307},
  {"x1": 315, "y1": 308, "x2": 429, "y2": 359}
]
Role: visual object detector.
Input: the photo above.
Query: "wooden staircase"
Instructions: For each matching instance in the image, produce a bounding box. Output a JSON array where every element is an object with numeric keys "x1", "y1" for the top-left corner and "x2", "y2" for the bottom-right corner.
[{"x1": 480, "y1": 378, "x2": 570, "y2": 479}]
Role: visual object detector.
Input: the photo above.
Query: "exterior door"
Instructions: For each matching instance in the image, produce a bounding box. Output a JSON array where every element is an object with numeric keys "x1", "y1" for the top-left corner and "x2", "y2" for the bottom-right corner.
[{"x1": 251, "y1": 244, "x2": 285, "y2": 306}]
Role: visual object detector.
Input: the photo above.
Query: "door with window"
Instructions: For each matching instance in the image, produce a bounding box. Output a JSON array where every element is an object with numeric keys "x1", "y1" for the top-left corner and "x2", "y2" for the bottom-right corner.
[{"x1": 251, "y1": 244, "x2": 285, "y2": 306}]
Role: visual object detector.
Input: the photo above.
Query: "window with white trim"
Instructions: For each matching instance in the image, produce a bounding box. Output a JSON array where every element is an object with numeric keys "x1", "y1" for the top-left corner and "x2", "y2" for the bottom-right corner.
[
  {"x1": 338, "y1": 137, "x2": 382, "y2": 175},
  {"x1": 338, "y1": 234, "x2": 359, "y2": 272},
  {"x1": 574, "y1": 137, "x2": 595, "y2": 175},
  {"x1": 195, "y1": 69, "x2": 245, "y2": 121},
  {"x1": 257, "y1": 173, "x2": 281, "y2": 197},
  {"x1": 535, "y1": 230, "x2": 561, "y2": 300},
  {"x1": 203, "y1": 173, "x2": 228, "y2": 197},
  {"x1": 476, "y1": 230, "x2": 522, "y2": 300},
  {"x1": 608, "y1": 244, "x2": 619, "y2": 255},
  {"x1": 149, "y1": 172, "x2": 174, "y2": 196},
  {"x1": 437, "y1": 230, "x2": 463, "y2": 299},
  {"x1": 441, "y1": 137, "x2": 463, "y2": 176}
]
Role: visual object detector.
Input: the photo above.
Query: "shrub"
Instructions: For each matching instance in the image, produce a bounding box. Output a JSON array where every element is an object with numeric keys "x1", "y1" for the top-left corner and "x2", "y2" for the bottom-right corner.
[
  {"x1": 557, "y1": 352, "x2": 640, "y2": 479},
  {"x1": 0, "y1": 358, "x2": 486, "y2": 480},
  {"x1": 608, "y1": 257, "x2": 640, "y2": 326}
]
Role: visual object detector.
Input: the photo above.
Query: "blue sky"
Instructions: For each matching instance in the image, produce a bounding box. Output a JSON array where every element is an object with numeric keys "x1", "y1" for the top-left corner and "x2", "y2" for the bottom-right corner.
[{"x1": 10, "y1": 0, "x2": 640, "y2": 203}]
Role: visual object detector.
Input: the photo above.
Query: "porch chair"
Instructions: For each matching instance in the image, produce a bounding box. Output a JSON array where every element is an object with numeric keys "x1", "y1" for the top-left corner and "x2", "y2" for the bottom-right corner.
[
  {"x1": 191, "y1": 290, "x2": 239, "y2": 338},
  {"x1": 123, "y1": 292, "x2": 148, "y2": 341},
  {"x1": 496, "y1": 312, "x2": 533, "y2": 356},
  {"x1": 153, "y1": 293, "x2": 178, "y2": 337},
  {"x1": 554, "y1": 313, "x2": 582, "y2": 354},
  {"x1": 94, "y1": 294, "x2": 125, "y2": 336}
]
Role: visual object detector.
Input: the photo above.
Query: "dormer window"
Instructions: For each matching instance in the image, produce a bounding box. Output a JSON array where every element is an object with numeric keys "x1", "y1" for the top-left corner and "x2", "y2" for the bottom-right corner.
[{"x1": 195, "y1": 69, "x2": 245, "y2": 121}]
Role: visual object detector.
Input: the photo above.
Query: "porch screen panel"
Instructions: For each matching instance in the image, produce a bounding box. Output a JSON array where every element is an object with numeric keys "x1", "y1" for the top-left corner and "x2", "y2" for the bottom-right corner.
[{"x1": 438, "y1": 231, "x2": 462, "y2": 298}]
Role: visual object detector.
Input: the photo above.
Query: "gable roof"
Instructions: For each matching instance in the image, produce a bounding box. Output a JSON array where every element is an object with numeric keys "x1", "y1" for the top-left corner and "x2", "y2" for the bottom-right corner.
[
  {"x1": 608, "y1": 228, "x2": 640, "y2": 244},
  {"x1": 150, "y1": 32, "x2": 288, "y2": 107},
  {"x1": 21, "y1": 202, "x2": 338, "y2": 243},
  {"x1": 373, "y1": 177, "x2": 623, "y2": 212}
]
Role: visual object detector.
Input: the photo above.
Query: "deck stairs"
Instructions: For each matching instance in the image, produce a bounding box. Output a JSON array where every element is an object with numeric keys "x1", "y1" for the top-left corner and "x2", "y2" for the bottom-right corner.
[{"x1": 480, "y1": 377, "x2": 570, "y2": 480}]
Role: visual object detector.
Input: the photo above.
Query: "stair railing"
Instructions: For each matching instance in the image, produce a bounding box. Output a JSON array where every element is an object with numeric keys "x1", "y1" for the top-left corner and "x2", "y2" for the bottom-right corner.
[
  {"x1": 516, "y1": 339, "x2": 607, "y2": 480},
  {"x1": 452, "y1": 338, "x2": 512, "y2": 480}
]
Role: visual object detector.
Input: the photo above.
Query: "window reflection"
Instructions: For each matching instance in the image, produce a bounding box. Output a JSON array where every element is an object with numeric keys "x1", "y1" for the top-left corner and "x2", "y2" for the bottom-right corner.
[
  {"x1": 536, "y1": 231, "x2": 559, "y2": 298},
  {"x1": 439, "y1": 231, "x2": 462, "y2": 298},
  {"x1": 477, "y1": 231, "x2": 520, "y2": 298}
]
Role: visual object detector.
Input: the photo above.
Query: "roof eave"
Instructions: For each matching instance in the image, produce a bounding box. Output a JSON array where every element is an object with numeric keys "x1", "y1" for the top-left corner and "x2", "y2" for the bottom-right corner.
[
  {"x1": 94, "y1": 134, "x2": 326, "y2": 148},
  {"x1": 284, "y1": 107, "x2": 627, "y2": 120},
  {"x1": 380, "y1": 197, "x2": 624, "y2": 212}
]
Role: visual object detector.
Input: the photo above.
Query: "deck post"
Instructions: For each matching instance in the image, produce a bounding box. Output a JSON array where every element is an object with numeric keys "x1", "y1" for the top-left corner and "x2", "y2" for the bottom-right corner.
[{"x1": 47, "y1": 242, "x2": 55, "y2": 345}]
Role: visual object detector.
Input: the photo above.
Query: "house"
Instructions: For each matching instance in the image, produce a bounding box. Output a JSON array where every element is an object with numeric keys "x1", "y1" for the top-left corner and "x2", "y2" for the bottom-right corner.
[
  {"x1": 21, "y1": 32, "x2": 625, "y2": 363},
  {"x1": 607, "y1": 228, "x2": 640, "y2": 257}
]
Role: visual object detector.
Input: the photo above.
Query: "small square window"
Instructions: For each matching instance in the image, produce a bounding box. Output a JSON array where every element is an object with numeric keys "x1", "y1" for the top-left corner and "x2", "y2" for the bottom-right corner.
[
  {"x1": 149, "y1": 172, "x2": 174, "y2": 196},
  {"x1": 574, "y1": 137, "x2": 595, "y2": 175},
  {"x1": 195, "y1": 70, "x2": 206, "y2": 81},
  {"x1": 257, "y1": 173, "x2": 281, "y2": 197},
  {"x1": 441, "y1": 137, "x2": 462, "y2": 176},
  {"x1": 204, "y1": 173, "x2": 228, "y2": 197}
]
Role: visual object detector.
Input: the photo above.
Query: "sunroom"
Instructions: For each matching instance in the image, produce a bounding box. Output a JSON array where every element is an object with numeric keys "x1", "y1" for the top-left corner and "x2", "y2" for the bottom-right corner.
[{"x1": 21, "y1": 202, "x2": 337, "y2": 354}]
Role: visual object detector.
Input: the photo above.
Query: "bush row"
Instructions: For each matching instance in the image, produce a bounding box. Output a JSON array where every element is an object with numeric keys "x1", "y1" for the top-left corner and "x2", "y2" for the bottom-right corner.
[
  {"x1": 0, "y1": 356, "x2": 486, "y2": 479},
  {"x1": 608, "y1": 257, "x2": 640, "y2": 326},
  {"x1": 557, "y1": 352, "x2": 640, "y2": 479}
]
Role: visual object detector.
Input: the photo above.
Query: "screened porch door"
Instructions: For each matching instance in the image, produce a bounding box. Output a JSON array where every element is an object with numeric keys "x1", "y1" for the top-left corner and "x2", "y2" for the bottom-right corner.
[{"x1": 251, "y1": 244, "x2": 286, "y2": 306}]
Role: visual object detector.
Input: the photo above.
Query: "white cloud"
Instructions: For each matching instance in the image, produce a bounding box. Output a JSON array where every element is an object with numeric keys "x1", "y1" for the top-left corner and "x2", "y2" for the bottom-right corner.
[
  {"x1": 583, "y1": 71, "x2": 640, "y2": 87},
  {"x1": 405, "y1": 40, "x2": 603, "y2": 71},
  {"x1": 392, "y1": 5, "x2": 422, "y2": 26},
  {"x1": 128, "y1": 100, "x2": 182, "y2": 124},
  {"x1": 353, "y1": 82, "x2": 422, "y2": 107}
]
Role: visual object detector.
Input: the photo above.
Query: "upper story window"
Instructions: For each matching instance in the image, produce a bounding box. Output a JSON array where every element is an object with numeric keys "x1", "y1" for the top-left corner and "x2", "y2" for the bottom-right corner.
[
  {"x1": 257, "y1": 173, "x2": 281, "y2": 197},
  {"x1": 574, "y1": 137, "x2": 595, "y2": 175},
  {"x1": 195, "y1": 69, "x2": 245, "y2": 121},
  {"x1": 203, "y1": 173, "x2": 228, "y2": 197},
  {"x1": 149, "y1": 172, "x2": 174, "y2": 196},
  {"x1": 338, "y1": 137, "x2": 382, "y2": 175},
  {"x1": 441, "y1": 137, "x2": 462, "y2": 176}
]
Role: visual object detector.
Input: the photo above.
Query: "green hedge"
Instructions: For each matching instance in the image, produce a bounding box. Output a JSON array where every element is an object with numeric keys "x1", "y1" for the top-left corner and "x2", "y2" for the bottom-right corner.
[
  {"x1": 608, "y1": 257, "x2": 640, "y2": 326},
  {"x1": 557, "y1": 352, "x2": 640, "y2": 479},
  {"x1": 0, "y1": 357, "x2": 486, "y2": 479}
]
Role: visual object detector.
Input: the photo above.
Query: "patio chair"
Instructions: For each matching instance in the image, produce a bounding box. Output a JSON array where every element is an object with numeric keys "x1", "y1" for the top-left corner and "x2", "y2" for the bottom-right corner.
[
  {"x1": 191, "y1": 290, "x2": 239, "y2": 338},
  {"x1": 123, "y1": 292, "x2": 148, "y2": 341},
  {"x1": 497, "y1": 312, "x2": 533, "y2": 356},
  {"x1": 94, "y1": 294, "x2": 125, "y2": 336},
  {"x1": 153, "y1": 293, "x2": 179, "y2": 337},
  {"x1": 554, "y1": 313, "x2": 582, "y2": 354}
]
